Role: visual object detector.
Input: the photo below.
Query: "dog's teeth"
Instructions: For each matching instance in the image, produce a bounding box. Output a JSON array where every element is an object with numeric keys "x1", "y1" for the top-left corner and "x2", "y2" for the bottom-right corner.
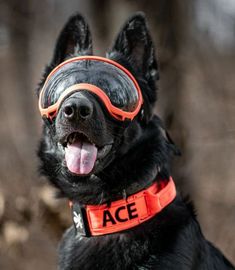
[
  {"x1": 67, "y1": 133, "x2": 75, "y2": 145},
  {"x1": 62, "y1": 160, "x2": 67, "y2": 167},
  {"x1": 73, "y1": 133, "x2": 78, "y2": 140},
  {"x1": 58, "y1": 143, "x2": 65, "y2": 153},
  {"x1": 89, "y1": 138, "x2": 95, "y2": 145}
]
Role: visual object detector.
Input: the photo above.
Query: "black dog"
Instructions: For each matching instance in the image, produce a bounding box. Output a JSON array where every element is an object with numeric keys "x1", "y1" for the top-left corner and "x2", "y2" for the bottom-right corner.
[{"x1": 37, "y1": 12, "x2": 234, "y2": 270}]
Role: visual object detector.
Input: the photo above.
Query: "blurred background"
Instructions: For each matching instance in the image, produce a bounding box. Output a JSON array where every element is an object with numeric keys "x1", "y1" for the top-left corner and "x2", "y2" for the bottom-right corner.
[{"x1": 0, "y1": 0, "x2": 234, "y2": 269}]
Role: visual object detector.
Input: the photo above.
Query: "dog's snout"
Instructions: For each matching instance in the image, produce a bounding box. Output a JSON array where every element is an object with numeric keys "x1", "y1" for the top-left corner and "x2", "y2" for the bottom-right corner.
[{"x1": 62, "y1": 93, "x2": 93, "y2": 121}]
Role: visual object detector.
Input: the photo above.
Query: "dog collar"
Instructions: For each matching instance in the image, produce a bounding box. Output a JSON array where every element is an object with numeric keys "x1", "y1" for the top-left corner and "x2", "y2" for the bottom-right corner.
[{"x1": 69, "y1": 177, "x2": 176, "y2": 237}]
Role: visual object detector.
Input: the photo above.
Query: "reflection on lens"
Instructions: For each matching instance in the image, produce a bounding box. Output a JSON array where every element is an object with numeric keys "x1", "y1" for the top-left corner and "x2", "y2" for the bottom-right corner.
[{"x1": 40, "y1": 60, "x2": 139, "y2": 112}]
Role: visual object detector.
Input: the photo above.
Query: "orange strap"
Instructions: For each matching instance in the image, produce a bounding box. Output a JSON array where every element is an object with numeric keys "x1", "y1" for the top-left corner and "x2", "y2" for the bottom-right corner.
[
  {"x1": 39, "y1": 83, "x2": 141, "y2": 121},
  {"x1": 70, "y1": 177, "x2": 176, "y2": 236}
]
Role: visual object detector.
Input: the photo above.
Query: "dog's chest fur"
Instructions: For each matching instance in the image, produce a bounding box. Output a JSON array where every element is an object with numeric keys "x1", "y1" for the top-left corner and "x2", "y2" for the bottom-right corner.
[
  {"x1": 58, "y1": 199, "x2": 200, "y2": 270},
  {"x1": 58, "y1": 198, "x2": 231, "y2": 270}
]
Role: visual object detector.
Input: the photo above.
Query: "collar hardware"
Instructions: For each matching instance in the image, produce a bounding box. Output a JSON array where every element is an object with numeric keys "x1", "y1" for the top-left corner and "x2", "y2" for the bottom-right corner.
[{"x1": 72, "y1": 203, "x2": 90, "y2": 236}]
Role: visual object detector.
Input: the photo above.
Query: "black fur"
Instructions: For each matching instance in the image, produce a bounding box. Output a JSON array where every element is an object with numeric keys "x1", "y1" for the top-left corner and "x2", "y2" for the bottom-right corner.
[{"x1": 37, "y1": 12, "x2": 234, "y2": 270}]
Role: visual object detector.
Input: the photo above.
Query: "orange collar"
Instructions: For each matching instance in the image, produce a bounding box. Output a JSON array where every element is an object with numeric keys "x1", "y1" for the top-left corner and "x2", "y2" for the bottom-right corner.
[{"x1": 70, "y1": 177, "x2": 176, "y2": 237}]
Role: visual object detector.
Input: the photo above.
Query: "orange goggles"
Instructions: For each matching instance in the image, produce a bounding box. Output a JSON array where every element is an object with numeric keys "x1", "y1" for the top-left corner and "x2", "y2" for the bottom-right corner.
[{"x1": 39, "y1": 56, "x2": 143, "y2": 121}]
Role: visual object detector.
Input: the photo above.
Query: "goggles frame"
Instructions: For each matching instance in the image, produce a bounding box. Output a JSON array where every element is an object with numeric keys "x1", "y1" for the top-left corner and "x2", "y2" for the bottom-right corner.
[{"x1": 39, "y1": 56, "x2": 143, "y2": 121}]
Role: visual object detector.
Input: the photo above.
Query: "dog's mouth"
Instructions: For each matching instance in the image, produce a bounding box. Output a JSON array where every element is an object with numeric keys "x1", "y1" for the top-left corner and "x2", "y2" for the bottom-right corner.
[{"x1": 60, "y1": 132, "x2": 112, "y2": 175}]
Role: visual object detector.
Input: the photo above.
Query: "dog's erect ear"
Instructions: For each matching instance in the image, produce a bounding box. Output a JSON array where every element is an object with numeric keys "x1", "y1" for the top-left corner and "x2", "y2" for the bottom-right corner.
[
  {"x1": 50, "y1": 13, "x2": 93, "y2": 66},
  {"x1": 108, "y1": 12, "x2": 158, "y2": 83}
]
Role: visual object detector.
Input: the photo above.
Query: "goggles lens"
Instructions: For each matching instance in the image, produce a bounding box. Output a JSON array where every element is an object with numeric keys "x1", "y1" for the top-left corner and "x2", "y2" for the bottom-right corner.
[{"x1": 39, "y1": 56, "x2": 143, "y2": 121}]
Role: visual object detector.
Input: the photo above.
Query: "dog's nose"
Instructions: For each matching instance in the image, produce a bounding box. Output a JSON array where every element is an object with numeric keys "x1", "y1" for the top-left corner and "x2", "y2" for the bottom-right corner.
[{"x1": 62, "y1": 93, "x2": 93, "y2": 121}]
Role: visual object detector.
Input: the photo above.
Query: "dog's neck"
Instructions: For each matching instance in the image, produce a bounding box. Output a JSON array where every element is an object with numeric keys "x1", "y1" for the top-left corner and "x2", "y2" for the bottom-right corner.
[
  {"x1": 70, "y1": 177, "x2": 176, "y2": 237},
  {"x1": 90, "y1": 118, "x2": 172, "y2": 204}
]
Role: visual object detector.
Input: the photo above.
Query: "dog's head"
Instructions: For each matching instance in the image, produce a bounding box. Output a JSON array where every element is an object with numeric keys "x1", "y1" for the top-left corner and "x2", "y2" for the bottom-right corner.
[{"x1": 37, "y1": 13, "x2": 174, "y2": 203}]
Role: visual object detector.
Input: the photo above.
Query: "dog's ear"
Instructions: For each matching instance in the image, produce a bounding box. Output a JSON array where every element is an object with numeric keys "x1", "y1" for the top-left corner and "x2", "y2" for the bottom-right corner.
[
  {"x1": 108, "y1": 12, "x2": 158, "y2": 84},
  {"x1": 37, "y1": 14, "x2": 92, "y2": 97},
  {"x1": 107, "y1": 12, "x2": 158, "y2": 124},
  {"x1": 50, "y1": 13, "x2": 93, "y2": 66}
]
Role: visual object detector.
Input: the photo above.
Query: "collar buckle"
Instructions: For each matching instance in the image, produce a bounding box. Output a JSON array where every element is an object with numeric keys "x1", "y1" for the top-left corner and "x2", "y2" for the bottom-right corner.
[{"x1": 71, "y1": 203, "x2": 90, "y2": 237}]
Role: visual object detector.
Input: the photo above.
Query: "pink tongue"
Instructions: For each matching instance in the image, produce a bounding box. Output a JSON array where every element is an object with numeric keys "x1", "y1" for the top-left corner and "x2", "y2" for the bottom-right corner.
[{"x1": 65, "y1": 140, "x2": 98, "y2": 175}]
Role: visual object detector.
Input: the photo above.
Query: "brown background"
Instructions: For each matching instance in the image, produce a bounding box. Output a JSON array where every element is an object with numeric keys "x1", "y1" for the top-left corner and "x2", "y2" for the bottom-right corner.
[{"x1": 0, "y1": 0, "x2": 234, "y2": 269}]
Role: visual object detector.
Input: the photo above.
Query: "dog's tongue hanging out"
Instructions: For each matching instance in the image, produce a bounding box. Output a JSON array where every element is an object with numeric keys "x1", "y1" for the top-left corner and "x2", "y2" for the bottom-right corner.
[{"x1": 65, "y1": 140, "x2": 98, "y2": 175}]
